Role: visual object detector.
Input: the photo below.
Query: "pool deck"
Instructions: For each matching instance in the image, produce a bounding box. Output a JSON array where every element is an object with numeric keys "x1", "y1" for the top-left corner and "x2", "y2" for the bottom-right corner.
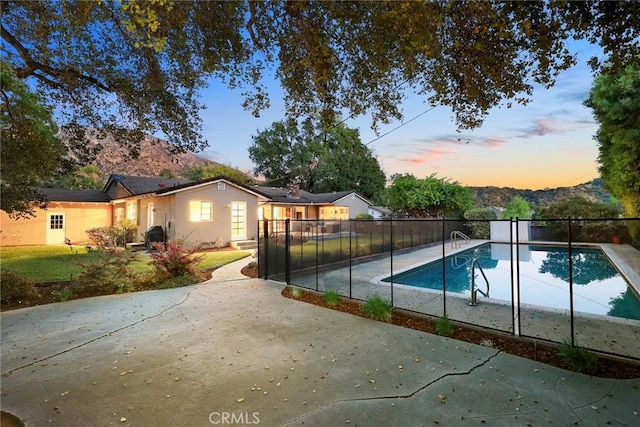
[
  {"x1": 2, "y1": 258, "x2": 639, "y2": 426},
  {"x1": 289, "y1": 241, "x2": 640, "y2": 360},
  {"x1": 602, "y1": 243, "x2": 640, "y2": 296}
]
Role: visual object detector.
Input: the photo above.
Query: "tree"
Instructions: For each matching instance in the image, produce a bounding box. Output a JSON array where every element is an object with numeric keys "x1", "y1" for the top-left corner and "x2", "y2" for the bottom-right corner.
[
  {"x1": 584, "y1": 65, "x2": 640, "y2": 241},
  {"x1": 503, "y1": 196, "x2": 531, "y2": 219},
  {"x1": 463, "y1": 208, "x2": 497, "y2": 239},
  {"x1": 539, "y1": 197, "x2": 621, "y2": 219},
  {"x1": 1, "y1": 1, "x2": 255, "y2": 157},
  {"x1": 3, "y1": 1, "x2": 639, "y2": 139},
  {"x1": 3, "y1": 1, "x2": 639, "y2": 214},
  {"x1": 248, "y1": 118, "x2": 386, "y2": 201},
  {"x1": 310, "y1": 123, "x2": 386, "y2": 202},
  {"x1": 385, "y1": 174, "x2": 471, "y2": 218},
  {"x1": 0, "y1": 60, "x2": 64, "y2": 218},
  {"x1": 185, "y1": 164, "x2": 254, "y2": 186},
  {"x1": 248, "y1": 118, "x2": 319, "y2": 190},
  {"x1": 538, "y1": 196, "x2": 623, "y2": 243}
]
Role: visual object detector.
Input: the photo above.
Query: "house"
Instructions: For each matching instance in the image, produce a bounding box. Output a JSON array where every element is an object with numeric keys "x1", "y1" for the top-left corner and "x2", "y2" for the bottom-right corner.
[
  {"x1": 0, "y1": 188, "x2": 112, "y2": 246},
  {"x1": 0, "y1": 175, "x2": 372, "y2": 247},
  {"x1": 253, "y1": 185, "x2": 372, "y2": 221},
  {"x1": 368, "y1": 205, "x2": 392, "y2": 219}
]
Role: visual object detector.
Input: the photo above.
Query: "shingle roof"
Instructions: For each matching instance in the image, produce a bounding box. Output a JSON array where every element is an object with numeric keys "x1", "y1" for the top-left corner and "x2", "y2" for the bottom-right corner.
[
  {"x1": 251, "y1": 186, "x2": 362, "y2": 205},
  {"x1": 108, "y1": 174, "x2": 191, "y2": 196},
  {"x1": 36, "y1": 188, "x2": 112, "y2": 203}
]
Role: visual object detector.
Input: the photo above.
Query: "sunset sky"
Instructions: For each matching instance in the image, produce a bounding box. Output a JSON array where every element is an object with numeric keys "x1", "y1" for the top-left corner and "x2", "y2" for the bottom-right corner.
[{"x1": 198, "y1": 40, "x2": 602, "y2": 191}]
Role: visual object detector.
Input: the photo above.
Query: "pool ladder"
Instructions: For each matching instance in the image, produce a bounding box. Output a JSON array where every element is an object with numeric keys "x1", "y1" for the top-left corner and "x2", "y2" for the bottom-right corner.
[
  {"x1": 451, "y1": 230, "x2": 471, "y2": 248},
  {"x1": 469, "y1": 258, "x2": 490, "y2": 306}
]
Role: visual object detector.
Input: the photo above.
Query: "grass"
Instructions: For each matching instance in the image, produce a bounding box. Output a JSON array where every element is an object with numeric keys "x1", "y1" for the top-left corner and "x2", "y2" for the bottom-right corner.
[
  {"x1": 480, "y1": 338, "x2": 494, "y2": 348},
  {"x1": 362, "y1": 295, "x2": 393, "y2": 322},
  {"x1": 323, "y1": 289, "x2": 341, "y2": 306},
  {"x1": 557, "y1": 340, "x2": 598, "y2": 374},
  {"x1": 0, "y1": 246, "x2": 251, "y2": 282},
  {"x1": 435, "y1": 315, "x2": 454, "y2": 337},
  {"x1": 291, "y1": 286, "x2": 305, "y2": 298}
]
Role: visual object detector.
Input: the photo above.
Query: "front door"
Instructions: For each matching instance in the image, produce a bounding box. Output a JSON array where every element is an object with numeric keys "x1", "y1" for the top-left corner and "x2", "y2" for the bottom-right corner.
[
  {"x1": 231, "y1": 201, "x2": 247, "y2": 241},
  {"x1": 46, "y1": 213, "x2": 66, "y2": 244}
]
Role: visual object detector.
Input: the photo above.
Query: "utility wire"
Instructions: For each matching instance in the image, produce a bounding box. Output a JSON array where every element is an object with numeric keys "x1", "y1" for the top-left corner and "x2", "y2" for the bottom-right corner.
[{"x1": 364, "y1": 105, "x2": 437, "y2": 146}]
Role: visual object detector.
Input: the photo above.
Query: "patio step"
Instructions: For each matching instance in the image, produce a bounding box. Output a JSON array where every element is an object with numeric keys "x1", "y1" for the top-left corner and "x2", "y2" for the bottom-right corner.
[{"x1": 230, "y1": 240, "x2": 257, "y2": 250}]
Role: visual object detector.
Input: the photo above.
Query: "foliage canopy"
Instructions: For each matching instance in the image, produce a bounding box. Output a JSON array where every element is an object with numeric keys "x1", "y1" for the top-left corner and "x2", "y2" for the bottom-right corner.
[
  {"x1": 3, "y1": 0, "x2": 639, "y2": 143},
  {"x1": 503, "y1": 196, "x2": 531, "y2": 219},
  {"x1": 185, "y1": 164, "x2": 254, "y2": 186},
  {"x1": 2, "y1": 1, "x2": 639, "y2": 216},
  {"x1": 248, "y1": 117, "x2": 386, "y2": 201},
  {"x1": 584, "y1": 65, "x2": 640, "y2": 222},
  {"x1": 0, "y1": 60, "x2": 64, "y2": 218},
  {"x1": 386, "y1": 174, "x2": 471, "y2": 218}
]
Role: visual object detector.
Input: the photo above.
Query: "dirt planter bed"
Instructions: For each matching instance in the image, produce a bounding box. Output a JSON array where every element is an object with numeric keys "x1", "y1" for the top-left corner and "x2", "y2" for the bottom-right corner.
[{"x1": 281, "y1": 285, "x2": 640, "y2": 380}]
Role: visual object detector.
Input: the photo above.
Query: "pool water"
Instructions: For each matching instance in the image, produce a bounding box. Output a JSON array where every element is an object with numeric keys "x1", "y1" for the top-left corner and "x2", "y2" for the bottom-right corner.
[{"x1": 382, "y1": 243, "x2": 640, "y2": 320}]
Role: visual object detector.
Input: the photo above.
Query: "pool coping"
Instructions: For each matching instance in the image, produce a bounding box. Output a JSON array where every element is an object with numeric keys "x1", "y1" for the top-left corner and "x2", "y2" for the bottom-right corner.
[{"x1": 600, "y1": 243, "x2": 640, "y2": 298}]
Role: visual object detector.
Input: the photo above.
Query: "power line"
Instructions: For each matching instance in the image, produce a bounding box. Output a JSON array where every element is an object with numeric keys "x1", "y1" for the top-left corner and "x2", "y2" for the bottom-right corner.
[{"x1": 364, "y1": 106, "x2": 437, "y2": 146}]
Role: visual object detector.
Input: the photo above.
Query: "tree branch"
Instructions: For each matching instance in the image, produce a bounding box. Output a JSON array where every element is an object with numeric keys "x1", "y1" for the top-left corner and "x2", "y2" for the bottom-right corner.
[
  {"x1": 246, "y1": 1, "x2": 262, "y2": 49},
  {"x1": 1, "y1": 24, "x2": 113, "y2": 92}
]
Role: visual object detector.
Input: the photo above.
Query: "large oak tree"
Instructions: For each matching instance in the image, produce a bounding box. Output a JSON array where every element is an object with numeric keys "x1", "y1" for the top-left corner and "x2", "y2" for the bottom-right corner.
[
  {"x1": 248, "y1": 117, "x2": 385, "y2": 201},
  {"x1": 2, "y1": 1, "x2": 639, "y2": 216}
]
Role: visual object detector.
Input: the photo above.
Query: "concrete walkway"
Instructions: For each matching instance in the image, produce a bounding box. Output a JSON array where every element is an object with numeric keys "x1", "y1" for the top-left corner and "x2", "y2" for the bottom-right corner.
[{"x1": 1, "y1": 257, "x2": 639, "y2": 426}]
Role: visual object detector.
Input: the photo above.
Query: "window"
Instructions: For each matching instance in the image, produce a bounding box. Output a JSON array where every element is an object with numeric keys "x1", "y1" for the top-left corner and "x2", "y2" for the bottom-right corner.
[
  {"x1": 189, "y1": 200, "x2": 212, "y2": 222},
  {"x1": 217, "y1": 182, "x2": 226, "y2": 190},
  {"x1": 126, "y1": 201, "x2": 137, "y2": 222},
  {"x1": 50, "y1": 214, "x2": 64, "y2": 230},
  {"x1": 115, "y1": 207, "x2": 124, "y2": 224}
]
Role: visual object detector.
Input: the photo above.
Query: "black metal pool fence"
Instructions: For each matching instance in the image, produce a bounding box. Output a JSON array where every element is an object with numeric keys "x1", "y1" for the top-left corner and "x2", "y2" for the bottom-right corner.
[{"x1": 257, "y1": 217, "x2": 640, "y2": 361}]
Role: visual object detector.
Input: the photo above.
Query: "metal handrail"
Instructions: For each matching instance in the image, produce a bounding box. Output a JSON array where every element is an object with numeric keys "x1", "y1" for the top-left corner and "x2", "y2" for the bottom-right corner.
[
  {"x1": 450, "y1": 230, "x2": 471, "y2": 248},
  {"x1": 451, "y1": 254, "x2": 472, "y2": 269},
  {"x1": 469, "y1": 258, "x2": 490, "y2": 306}
]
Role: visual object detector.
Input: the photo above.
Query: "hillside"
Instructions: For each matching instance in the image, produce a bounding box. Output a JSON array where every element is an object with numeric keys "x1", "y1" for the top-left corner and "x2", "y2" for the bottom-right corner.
[
  {"x1": 61, "y1": 130, "x2": 233, "y2": 180},
  {"x1": 60, "y1": 130, "x2": 610, "y2": 207},
  {"x1": 470, "y1": 179, "x2": 614, "y2": 209}
]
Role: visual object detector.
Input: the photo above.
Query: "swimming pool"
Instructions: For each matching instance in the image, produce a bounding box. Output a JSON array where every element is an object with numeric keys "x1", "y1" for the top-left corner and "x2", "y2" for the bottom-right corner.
[{"x1": 382, "y1": 243, "x2": 640, "y2": 320}]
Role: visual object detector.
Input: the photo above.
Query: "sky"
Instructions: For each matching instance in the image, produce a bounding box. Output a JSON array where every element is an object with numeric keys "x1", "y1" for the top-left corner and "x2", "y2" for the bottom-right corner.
[{"x1": 196, "y1": 40, "x2": 603, "y2": 191}]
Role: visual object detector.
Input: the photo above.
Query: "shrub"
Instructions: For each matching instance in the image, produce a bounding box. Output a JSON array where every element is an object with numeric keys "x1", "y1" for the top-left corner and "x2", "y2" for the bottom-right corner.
[
  {"x1": 356, "y1": 213, "x2": 373, "y2": 219},
  {"x1": 557, "y1": 340, "x2": 598, "y2": 374},
  {"x1": 291, "y1": 286, "x2": 304, "y2": 298},
  {"x1": 0, "y1": 270, "x2": 39, "y2": 305},
  {"x1": 118, "y1": 219, "x2": 137, "y2": 244},
  {"x1": 75, "y1": 248, "x2": 139, "y2": 294},
  {"x1": 435, "y1": 315, "x2": 454, "y2": 336},
  {"x1": 323, "y1": 289, "x2": 341, "y2": 306},
  {"x1": 156, "y1": 273, "x2": 203, "y2": 289},
  {"x1": 86, "y1": 226, "x2": 122, "y2": 248},
  {"x1": 480, "y1": 338, "x2": 494, "y2": 348},
  {"x1": 463, "y1": 209, "x2": 497, "y2": 239},
  {"x1": 363, "y1": 295, "x2": 393, "y2": 322},
  {"x1": 149, "y1": 239, "x2": 205, "y2": 278},
  {"x1": 52, "y1": 288, "x2": 73, "y2": 302}
]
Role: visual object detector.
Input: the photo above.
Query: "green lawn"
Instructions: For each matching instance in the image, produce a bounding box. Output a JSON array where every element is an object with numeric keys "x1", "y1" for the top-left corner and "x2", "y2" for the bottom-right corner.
[{"x1": 0, "y1": 246, "x2": 252, "y2": 282}]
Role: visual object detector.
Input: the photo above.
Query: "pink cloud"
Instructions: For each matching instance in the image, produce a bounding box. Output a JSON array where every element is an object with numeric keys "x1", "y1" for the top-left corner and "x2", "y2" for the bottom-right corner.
[{"x1": 530, "y1": 119, "x2": 565, "y2": 136}]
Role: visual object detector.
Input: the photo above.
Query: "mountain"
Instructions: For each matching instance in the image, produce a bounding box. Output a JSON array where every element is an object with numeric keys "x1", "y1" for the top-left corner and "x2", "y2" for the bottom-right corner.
[
  {"x1": 61, "y1": 130, "x2": 246, "y2": 180},
  {"x1": 470, "y1": 179, "x2": 614, "y2": 209}
]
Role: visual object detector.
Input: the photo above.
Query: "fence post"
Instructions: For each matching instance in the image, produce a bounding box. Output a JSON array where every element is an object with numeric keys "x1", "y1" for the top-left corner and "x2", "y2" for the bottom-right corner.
[
  {"x1": 349, "y1": 219, "x2": 353, "y2": 299},
  {"x1": 315, "y1": 219, "x2": 319, "y2": 291},
  {"x1": 514, "y1": 218, "x2": 521, "y2": 337},
  {"x1": 262, "y1": 219, "x2": 269, "y2": 279},
  {"x1": 285, "y1": 219, "x2": 291, "y2": 286},
  {"x1": 568, "y1": 216, "x2": 575, "y2": 345},
  {"x1": 441, "y1": 216, "x2": 447, "y2": 318},
  {"x1": 390, "y1": 219, "x2": 394, "y2": 306}
]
